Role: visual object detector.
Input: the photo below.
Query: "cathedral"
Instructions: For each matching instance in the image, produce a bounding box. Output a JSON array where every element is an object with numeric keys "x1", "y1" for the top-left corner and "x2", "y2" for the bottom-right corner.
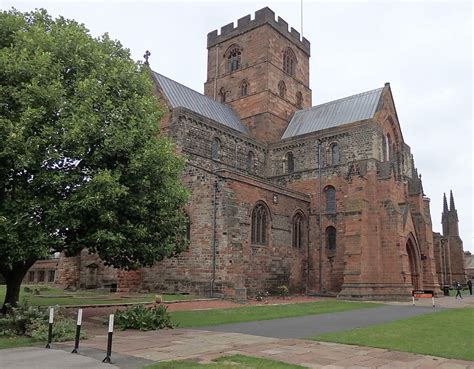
[{"x1": 34, "y1": 7, "x2": 465, "y2": 300}]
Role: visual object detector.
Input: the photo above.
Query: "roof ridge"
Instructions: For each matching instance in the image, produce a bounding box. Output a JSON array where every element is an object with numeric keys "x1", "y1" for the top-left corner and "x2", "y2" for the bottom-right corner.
[
  {"x1": 297, "y1": 86, "x2": 384, "y2": 114},
  {"x1": 153, "y1": 71, "x2": 230, "y2": 109}
]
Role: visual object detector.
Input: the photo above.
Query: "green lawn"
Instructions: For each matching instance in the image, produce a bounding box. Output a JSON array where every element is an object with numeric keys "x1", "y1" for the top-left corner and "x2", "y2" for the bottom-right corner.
[
  {"x1": 0, "y1": 285, "x2": 200, "y2": 306},
  {"x1": 171, "y1": 301, "x2": 378, "y2": 328},
  {"x1": 0, "y1": 336, "x2": 40, "y2": 350},
  {"x1": 310, "y1": 308, "x2": 474, "y2": 361},
  {"x1": 144, "y1": 354, "x2": 305, "y2": 369}
]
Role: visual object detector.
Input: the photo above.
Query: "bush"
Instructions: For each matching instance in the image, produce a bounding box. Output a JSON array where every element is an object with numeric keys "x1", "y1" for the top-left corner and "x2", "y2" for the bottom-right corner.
[
  {"x1": 28, "y1": 313, "x2": 85, "y2": 342},
  {"x1": 0, "y1": 301, "x2": 45, "y2": 336},
  {"x1": 274, "y1": 285, "x2": 289, "y2": 298},
  {"x1": 113, "y1": 304, "x2": 175, "y2": 331},
  {"x1": 0, "y1": 301, "x2": 84, "y2": 342}
]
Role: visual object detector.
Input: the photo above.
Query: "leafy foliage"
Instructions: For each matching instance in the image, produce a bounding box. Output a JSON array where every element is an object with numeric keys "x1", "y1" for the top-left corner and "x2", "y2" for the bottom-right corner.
[
  {"x1": 0, "y1": 301, "x2": 84, "y2": 342},
  {"x1": 114, "y1": 304, "x2": 175, "y2": 331},
  {"x1": 0, "y1": 8, "x2": 188, "y2": 308},
  {"x1": 274, "y1": 285, "x2": 289, "y2": 298}
]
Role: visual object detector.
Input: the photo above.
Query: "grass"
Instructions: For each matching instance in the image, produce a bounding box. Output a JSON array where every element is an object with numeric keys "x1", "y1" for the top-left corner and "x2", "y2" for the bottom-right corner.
[
  {"x1": 171, "y1": 300, "x2": 378, "y2": 328},
  {"x1": 143, "y1": 354, "x2": 306, "y2": 369},
  {"x1": 310, "y1": 307, "x2": 474, "y2": 361},
  {"x1": 0, "y1": 336, "x2": 40, "y2": 350},
  {"x1": 0, "y1": 284, "x2": 200, "y2": 307}
]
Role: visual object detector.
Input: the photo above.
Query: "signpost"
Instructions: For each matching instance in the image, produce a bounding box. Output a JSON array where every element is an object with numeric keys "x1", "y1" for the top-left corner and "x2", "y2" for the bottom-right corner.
[{"x1": 412, "y1": 290, "x2": 435, "y2": 308}]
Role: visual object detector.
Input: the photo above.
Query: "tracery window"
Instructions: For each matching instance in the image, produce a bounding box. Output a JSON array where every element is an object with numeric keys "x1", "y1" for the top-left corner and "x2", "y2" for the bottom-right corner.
[
  {"x1": 326, "y1": 226, "x2": 336, "y2": 253},
  {"x1": 246, "y1": 151, "x2": 255, "y2": 173},
  {"x1": 227, "y1": 45, "x2": 241, "y2": 73},
  {"x1": 283, "y1": 47, "x2": 296, "y2": 76},
  {"x1": 296, "y1": 91, "x2": 303, "y2": 108},
  {"x1": 325, "y1": 186, "x2": 336, "y2": 212},
  {"x1": 331, "y1": 143, "x2": 340, "y2": 165},
  {"x1": 211, "y1": 137, "x2": 220, "y2": 160},
  {"x1": 251, "y1": 203, "x2": 269, "y2": 245},
  {"x1": 278, "y1": 81, "x2": 287, "y2": 98},
  {"x1": 240, "y1": 80, "x2": 248, "y2": 97},
  {"x1": 287, "y1": 152, "x2": 294, "y2": 174},
  {"x1": 292, "y1": 213, "x2": 304, "y2": 248},
  {"x1": 382, "y1": 134, "x2": 387, "y2": 161}
]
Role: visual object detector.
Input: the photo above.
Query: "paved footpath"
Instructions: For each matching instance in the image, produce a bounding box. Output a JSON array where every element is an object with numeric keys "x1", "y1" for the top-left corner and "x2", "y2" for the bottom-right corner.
[{"x1": 199, "y1": 305, "x2": 442, "y2": 338}]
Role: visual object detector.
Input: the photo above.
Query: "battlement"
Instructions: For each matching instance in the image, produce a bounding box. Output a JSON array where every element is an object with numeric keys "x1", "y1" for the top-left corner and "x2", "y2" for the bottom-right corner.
[{"x1": 207, "y1": 7, "x2": 310, "y2": 56}]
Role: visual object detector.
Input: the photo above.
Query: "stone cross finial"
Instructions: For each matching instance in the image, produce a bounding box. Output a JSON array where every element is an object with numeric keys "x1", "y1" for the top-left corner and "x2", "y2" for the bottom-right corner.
[{"x1": 143, "y1": 50, "x2": 151, "y2": 65}]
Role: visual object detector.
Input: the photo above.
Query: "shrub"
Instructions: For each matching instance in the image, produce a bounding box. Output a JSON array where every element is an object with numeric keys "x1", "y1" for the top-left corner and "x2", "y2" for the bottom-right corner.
[
  {"x1": 28, "y1": 313, "x2": 85, "y2": 342},
  {"x1": 113, "y1": 304, "x2": 175, "y2": 331},
  {"x1": 0, "y1": 301, "x2": 45, "y2": 336},
  {"x1": 255, "y1": 291, "x2": 270, "y2": 302},
  {"x1": 274, "y1": 285, "x2": 289, "y2": 298},
  {"x1": 0, "y1": 301, "x2": 84, "y2": 342}
]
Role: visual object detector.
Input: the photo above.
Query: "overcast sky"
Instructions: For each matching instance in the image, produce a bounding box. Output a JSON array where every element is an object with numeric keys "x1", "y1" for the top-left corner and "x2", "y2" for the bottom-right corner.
[{"x1": 3, "y1": 0, "x2": 473, "y2": 252}]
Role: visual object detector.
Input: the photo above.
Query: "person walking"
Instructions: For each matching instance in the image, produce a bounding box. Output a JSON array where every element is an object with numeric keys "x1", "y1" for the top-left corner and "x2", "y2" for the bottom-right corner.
[
  {"x1": 467, "y1": 279, "x2": 472, "y2": 295},
  {"x1": 455, "y1": 281, "x2": 463, "y2": 299}
]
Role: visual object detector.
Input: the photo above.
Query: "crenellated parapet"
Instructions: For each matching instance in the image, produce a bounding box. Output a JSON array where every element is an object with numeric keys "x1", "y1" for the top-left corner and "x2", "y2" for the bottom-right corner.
[{"x1": 207, "y1": 7, "x2": 311, "y2": 55}]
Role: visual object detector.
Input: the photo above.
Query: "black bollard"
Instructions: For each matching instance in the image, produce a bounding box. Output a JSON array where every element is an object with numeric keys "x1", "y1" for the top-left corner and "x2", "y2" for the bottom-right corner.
[
  {"x1": 71, "y1": 308, "x2": 83, "y2": 353},
  {"x1": 45, "y1": 308, "x2": 54, "y2": 349},
  {"x1": 102, "y1": 314, "x2": 114, "y2": 363}
]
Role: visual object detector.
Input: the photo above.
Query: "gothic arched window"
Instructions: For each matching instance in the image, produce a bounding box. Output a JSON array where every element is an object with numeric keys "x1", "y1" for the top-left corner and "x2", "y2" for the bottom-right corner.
[
  {"x1": 386, "y1": 133, "x2": 392, "y2": 161},
  {"x1": 251, "y1": 203, "x2": 269, "y2": 245},
  {"x1": 287, "y1": 152, "x2": 294, "y2": 174},
  {"x1": 331, "y1": 143, "x2": 340, "y2": 165},
  {"x1": 247, "y1": 151, "x2": 255, "y2": 173},
  {"x1": 325, "y1": 186, "x2": 336, "y2": 212},
  {"x1": 283, "y1": 47, "x2": 296, "y2": 76},
  {"x1": 296, "y1": 91, "x2": 303, "y2": 108},
  {"x1": 227, "y1": 45, "x2": 241, "y2": 73},
  {"x1": 278, "y1": 81, "x2": 287, "y2": 98},
  {"x1": 292, "y1": 213, "x2": 304, "y2": 248},
  {"x1": 382, "y1": 134, "x2": 387, "y2": 161},
  {"x1": 219, "y1": 88, "x2": 226, "y2": 103},
  {"x1": 211, "y1": 137, "x2": 220, "y2": 160},
  {"x1": 184, "y1": 213, "x2": 191, "y2": 241},
  {"x1": 326, "y1": 226, "x2": 336, "y2": 253},
  {"x1": 240, "y1": 80, "x2": 248, "y2": 97}
]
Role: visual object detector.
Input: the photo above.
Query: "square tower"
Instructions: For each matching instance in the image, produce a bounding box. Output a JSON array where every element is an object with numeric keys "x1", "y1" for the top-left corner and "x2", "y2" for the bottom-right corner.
[{"x1": 204, "y1": 7, "x2": 311, "y2": 142}]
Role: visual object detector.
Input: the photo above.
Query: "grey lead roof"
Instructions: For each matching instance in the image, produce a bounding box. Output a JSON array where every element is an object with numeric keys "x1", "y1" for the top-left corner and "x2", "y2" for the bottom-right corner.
[
  {"x1": 282, "y1": 87, "x2": 384, "y2": 139},
  {"x1": 153, "y1": 71, "x2": 248, "y2": 135}
]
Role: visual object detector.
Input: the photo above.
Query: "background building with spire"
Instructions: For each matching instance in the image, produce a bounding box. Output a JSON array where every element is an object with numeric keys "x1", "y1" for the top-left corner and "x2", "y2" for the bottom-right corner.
[{"x1": 433, "y1": 191, "x2": 466, "y2": 286}]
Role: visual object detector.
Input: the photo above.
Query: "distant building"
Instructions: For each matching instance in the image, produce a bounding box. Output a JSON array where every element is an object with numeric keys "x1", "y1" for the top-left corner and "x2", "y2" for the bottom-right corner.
[
  {"x1": 464, "y1": 252, "x2": 474, "y2": 280},
  {"x1": 35, "y1": 7, "x2": 465, "y2": 299}
]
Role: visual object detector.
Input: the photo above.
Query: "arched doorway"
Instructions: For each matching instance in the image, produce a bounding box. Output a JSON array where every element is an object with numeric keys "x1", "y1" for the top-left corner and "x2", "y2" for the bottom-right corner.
[{"x1": 406, "y1": 238, "x2": 421, "y2": 290}]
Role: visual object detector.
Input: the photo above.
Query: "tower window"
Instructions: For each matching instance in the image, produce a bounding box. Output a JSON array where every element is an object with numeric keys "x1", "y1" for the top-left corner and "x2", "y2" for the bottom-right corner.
[
  {"x1": 283, "y1": 47, "x2": 297, "y2": 76},
  {"x1": 278, "y1": 81, "x2": 287, "y2": 99},
  {"x1": 211, "y1": 137, "x2": 220, "y2": 160},
  {"x1": 251, "y1": 202, "x2": 269, "y2": 245},
  {"x1": 227, "y1": 45, "x2": 241, "y2": 73},
  {"x1": 286, "y1": 152, "x2": 294, "y2": 173},
  {"x1": 325, "y1": 186, "x2": 336, "y2": 212},
  {"x1": 296, "y1": 91, "x2": 303, "y2": 108},
  {"x1": 219, "y1": 87, "x2": 226, "y2": 103},
  {"x1": 240, "y1": 80, "x2": 248, "y2": 97}
]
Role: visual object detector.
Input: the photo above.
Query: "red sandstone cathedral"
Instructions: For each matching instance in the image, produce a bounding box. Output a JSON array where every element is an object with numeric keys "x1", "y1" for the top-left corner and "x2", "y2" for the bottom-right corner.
[{"x1": 27, "y1": 7, "x2": 466, "y2": 300}]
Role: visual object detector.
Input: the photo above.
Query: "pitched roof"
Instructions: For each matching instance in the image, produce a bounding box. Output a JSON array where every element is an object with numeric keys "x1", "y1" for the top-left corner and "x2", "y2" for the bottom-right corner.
[
  {"x1": 153, "y1": 71, "x2": 248, "y2": 134},
  {"x1": 282, "y1": 87, "x2": 383, "y2": 139}
]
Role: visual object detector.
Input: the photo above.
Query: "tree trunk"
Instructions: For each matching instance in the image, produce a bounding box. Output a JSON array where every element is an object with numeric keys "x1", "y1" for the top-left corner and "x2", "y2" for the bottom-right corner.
[{"x1": 0, "y1": 261, "x2": 36, "y2": 314}]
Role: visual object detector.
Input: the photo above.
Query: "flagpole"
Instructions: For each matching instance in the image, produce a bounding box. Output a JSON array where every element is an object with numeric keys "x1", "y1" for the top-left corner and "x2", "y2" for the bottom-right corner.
[{"x1": 301, "y1": 0, "x2": 304, "y2": 37}]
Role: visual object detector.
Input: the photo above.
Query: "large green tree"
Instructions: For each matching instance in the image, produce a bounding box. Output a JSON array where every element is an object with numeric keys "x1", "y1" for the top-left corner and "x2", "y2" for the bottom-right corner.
[{"x1": 0, "y1": 9, "x2": 189, "y2": 312}]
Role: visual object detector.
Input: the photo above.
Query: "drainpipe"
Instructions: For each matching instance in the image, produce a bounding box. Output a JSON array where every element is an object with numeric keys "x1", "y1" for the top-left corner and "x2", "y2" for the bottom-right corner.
[
  {"x1": 210, "y1": 181, "x2": 218, "y2": 297},
  {"x1": 317, "y1": 139, "x2": 323, "y2": 293},
  {"x1": 305, "y1": 209, "x2": 310, "y2": 295}
]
